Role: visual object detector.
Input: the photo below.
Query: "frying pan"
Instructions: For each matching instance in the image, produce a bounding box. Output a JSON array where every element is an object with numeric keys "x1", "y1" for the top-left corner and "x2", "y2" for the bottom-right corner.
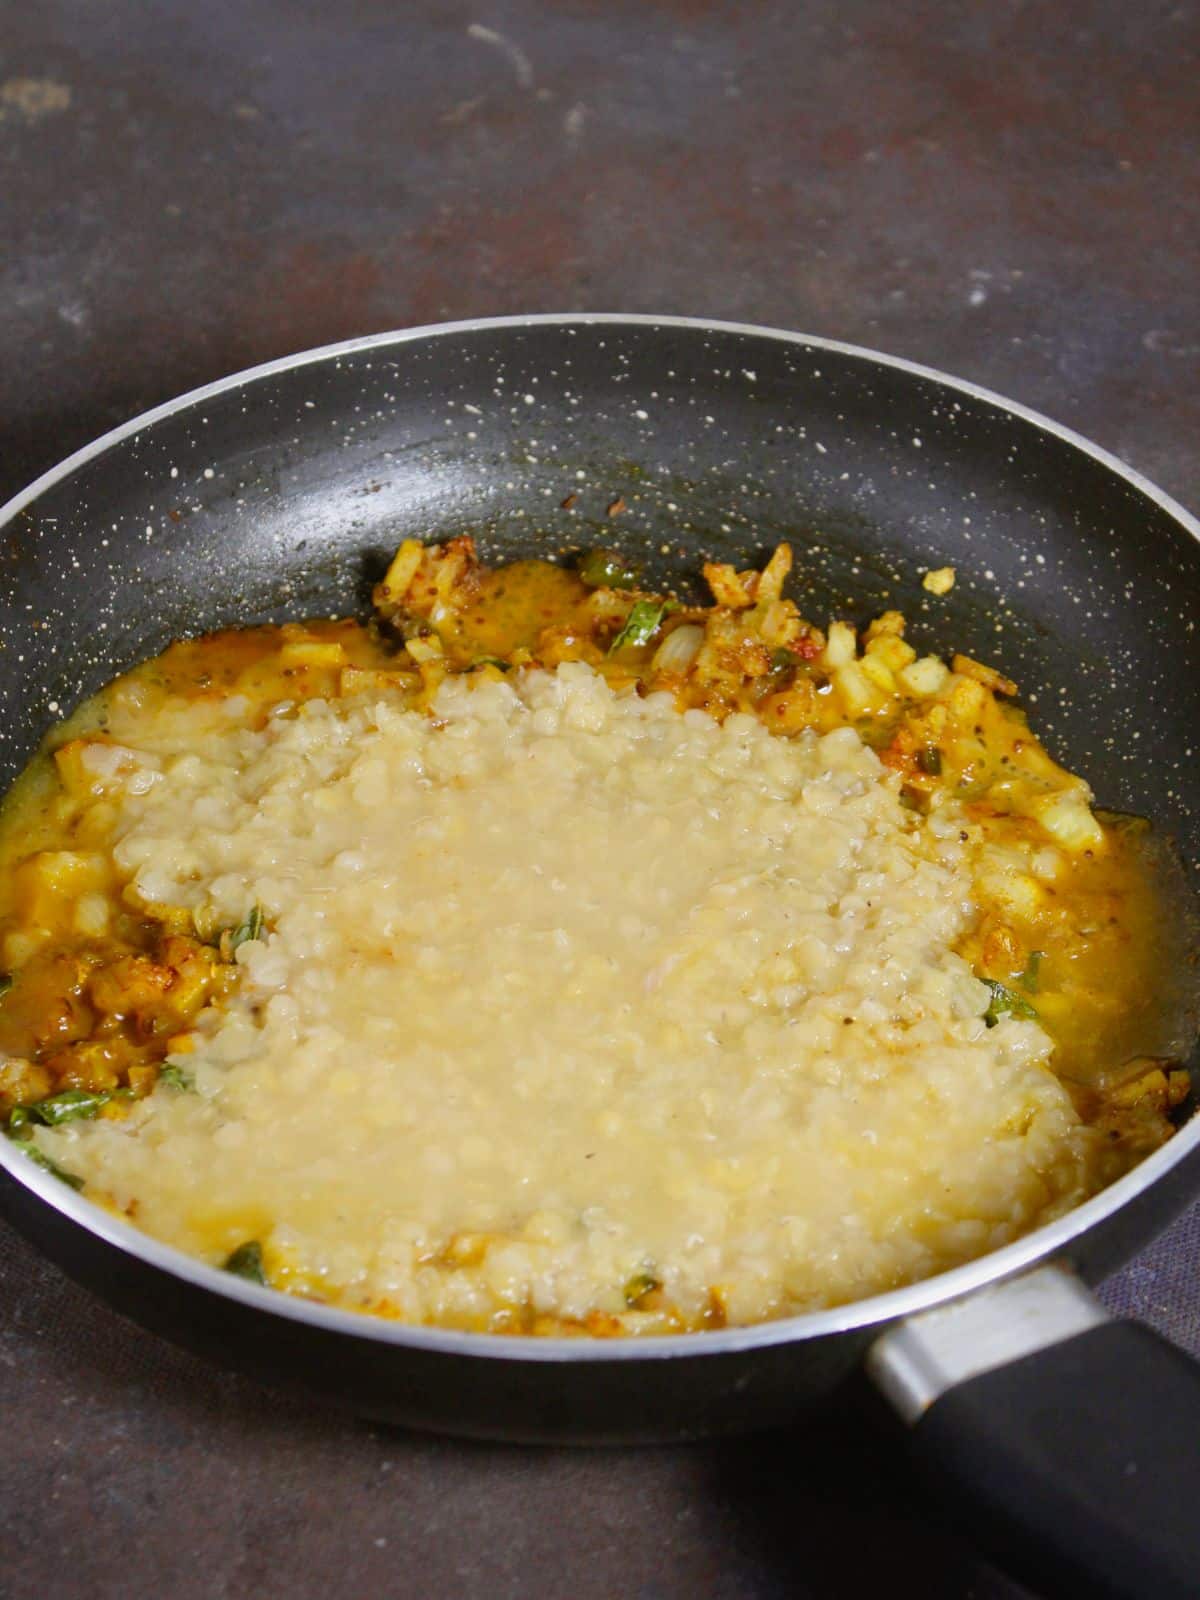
[{"x1": 3, "y1": 315, "x2": 1200, "y2": 1599}]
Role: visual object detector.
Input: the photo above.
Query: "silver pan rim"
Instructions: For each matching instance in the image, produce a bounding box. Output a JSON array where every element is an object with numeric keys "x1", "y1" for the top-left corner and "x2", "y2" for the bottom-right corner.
[{"x1": 2, "y1": 311, "x2": 1197, "y2": 1365}]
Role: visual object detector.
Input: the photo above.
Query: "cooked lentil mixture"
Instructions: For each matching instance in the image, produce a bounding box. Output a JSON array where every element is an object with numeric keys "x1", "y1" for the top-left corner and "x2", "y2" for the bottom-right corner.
[{"x1": 0, "y1": 536, "x2": 1187, "y2": 1334}]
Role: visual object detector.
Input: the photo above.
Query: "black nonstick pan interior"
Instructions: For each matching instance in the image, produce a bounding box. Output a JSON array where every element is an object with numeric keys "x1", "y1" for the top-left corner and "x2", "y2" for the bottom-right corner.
[{"x1": 4, "y1": 316, "x2": 1199, "y2": 875}]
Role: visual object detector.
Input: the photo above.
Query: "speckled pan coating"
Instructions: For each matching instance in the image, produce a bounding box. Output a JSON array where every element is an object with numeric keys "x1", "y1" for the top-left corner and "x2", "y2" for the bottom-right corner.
[
  {"x1": 4, "y1": 317, "x2": 1200, "y2": 851},
  {"x1": 2, "y1": 315, "x2": 1200, "y2": 1440}
]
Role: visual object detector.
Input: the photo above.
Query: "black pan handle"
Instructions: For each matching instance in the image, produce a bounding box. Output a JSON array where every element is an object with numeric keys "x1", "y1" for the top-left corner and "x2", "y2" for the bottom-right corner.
[{"x1": 867, "y1": 1264, "x2": 1200, "y2": 1600}]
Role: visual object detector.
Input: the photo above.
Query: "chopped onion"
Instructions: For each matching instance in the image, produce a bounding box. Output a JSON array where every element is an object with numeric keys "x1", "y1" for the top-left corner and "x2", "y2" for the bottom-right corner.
[{"x1": 651, "y1": 624, "x2": 704, "y2": 674}]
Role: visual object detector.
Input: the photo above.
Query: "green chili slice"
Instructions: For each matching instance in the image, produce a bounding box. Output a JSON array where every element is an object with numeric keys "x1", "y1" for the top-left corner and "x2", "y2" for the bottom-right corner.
[
  {"x1": 609, "y1": 601, "x2": 666, "y2": 654},
  {"x1": 915, "y1": 746, "x2": 942, "y2": 775},
  {"x1": 579, "y1": 548, "x2": 640, "y2": 590},
  {"x1": 623, "y1": 1271, "x2": 662, "y2": 1308},
  {"x1": 222, "y1": 1240, "x2": 268, "y2": 1285}
]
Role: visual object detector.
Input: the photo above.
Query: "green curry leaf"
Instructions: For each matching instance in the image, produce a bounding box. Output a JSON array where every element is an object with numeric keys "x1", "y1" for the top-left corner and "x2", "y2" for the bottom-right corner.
[
  {"x1": 158, "y1": 1063, "x2": 196, "y2": 1092},
  {"x1": 228, "y1": 905, "x2": 265, "y2": 951},
  {"x1": 27, "y1": 1088, "x2": 121, "y2": 1126},
  {"x1": 7, "y1": 1135, "x2": 85, "y2": 1190},
  {"x1": 1019, "y1": 950, "x2": 1044, "y2": 994},
  {"x1": 982, "y1": 978, "x2": 1040, "y2": 1026}
]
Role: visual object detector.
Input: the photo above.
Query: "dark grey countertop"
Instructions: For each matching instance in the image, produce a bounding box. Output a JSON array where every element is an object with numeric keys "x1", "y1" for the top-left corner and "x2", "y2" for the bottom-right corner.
[{"x1": 1, "y1": 3, "x2": 1198, "y2": 1595}]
